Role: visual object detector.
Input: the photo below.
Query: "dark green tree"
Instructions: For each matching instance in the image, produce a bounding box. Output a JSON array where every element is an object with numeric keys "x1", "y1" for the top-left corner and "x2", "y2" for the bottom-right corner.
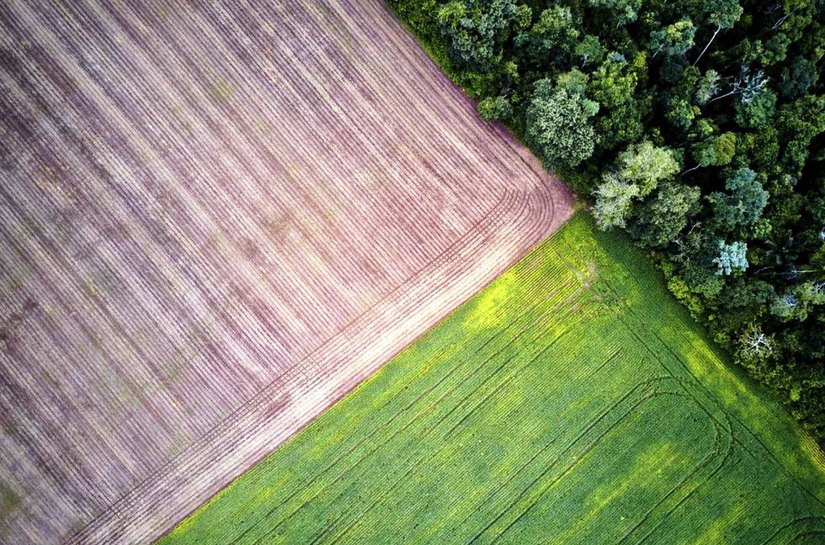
[
  {"x1": 666, "y1": 97, "x2": 699, "y2": 129},
  {"x1": 707, "y1": 168, "x2": 769, "y2": 231},
  {"x1": 516, "y1": 6, "x2": 579, "y2": 66},
  {"x1": 779, "y1": 57, "x2": 819, "y2": 100},
  {"x1": 631, "y1": 182, "x2": 701, "y2": 248},
  {"x1": 734, "y1": 89, "x2": 777, "y2": 129},
  {"x1": 590, "y1": 54, "x2": 647, "y2": 150},
  {"x1": 693, "y1": 0, "x2": 743, "y2": 65},
  {"x1": 587, "y1": 0, "x2": 642, "y2": 25},
  {"x1": 777, "y1": 95, "x2": 825, "y2": 175},
  {"x1": 437, "y1": 0, "x2": 521, "y2": 70}
]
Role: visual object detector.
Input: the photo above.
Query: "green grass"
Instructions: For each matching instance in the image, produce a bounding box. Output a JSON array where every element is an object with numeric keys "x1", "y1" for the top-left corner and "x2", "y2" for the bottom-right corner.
[{"x1": 161, "y1": 214, "x2": 825, "y2": 544}]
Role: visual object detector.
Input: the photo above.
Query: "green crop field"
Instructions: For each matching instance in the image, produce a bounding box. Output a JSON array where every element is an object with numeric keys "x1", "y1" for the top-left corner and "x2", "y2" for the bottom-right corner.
[{"x1": 161, "y1": 214, "x2": 825, "y2": 544}]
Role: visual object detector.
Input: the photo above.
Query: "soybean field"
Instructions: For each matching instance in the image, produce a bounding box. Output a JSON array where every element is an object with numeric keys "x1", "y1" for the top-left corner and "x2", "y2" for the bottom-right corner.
[{"x1": 162, "y1": 214, "x2": 825, "y2": 545}]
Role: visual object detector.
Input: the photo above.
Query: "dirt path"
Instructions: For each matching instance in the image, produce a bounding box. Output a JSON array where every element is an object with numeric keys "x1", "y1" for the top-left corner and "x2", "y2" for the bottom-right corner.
[{"x1": 0, "y1": 1, "x2": 573, "y2": 543}]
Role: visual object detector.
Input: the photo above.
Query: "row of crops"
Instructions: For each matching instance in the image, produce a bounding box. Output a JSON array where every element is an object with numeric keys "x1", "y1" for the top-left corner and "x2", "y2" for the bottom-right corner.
[{"x1": 162, "y1": 214, "x2": 825, "y2": 544}]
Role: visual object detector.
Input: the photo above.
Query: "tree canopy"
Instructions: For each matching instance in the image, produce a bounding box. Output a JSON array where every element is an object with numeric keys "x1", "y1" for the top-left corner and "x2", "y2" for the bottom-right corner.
[
  {"x1": 525, "y1": 78, "x2": 599, "y2": 170},
  {"x1": 390, "y1": 0, "x2": 825, "y2": 443}
]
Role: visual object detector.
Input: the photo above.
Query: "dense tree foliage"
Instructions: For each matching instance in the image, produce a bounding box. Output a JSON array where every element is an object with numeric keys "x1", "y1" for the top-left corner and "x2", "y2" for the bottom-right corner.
[
  {"x1": 388, "y1": 0, "x2": 825, "y2": 443},
  {"x1": 525, "y1": 78, "x2": 599, "y2": 169}
]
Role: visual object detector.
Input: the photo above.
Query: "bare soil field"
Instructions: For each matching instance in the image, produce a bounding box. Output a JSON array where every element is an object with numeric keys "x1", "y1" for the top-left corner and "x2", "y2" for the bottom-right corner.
[{"x1": 0, "y1": 0, "x2": 572, "y2": 543}]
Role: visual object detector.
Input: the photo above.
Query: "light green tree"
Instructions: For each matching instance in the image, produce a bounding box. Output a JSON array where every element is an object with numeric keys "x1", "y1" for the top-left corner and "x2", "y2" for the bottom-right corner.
[
  {"x1": 575, "y1": 34, "x2": 605, "y2": 67},
  {"x1": 617, "y1": 140, "x2": 680, "y2": 196},
  {"x1": 713, "y1": 240, "x2": 749, "y2": 275},
  {"x1": 477, "y1": 96, "x2": 513, "y2": 121},
  {"x1": 525, "y1": 79, "x2": 599, "y2": 170},
  {"x1": 685, "y1": 131, "x2": 736, "y2": 173},
  {"x1": 650, "y1": 19, "x2": 696, "y2": 58},
  {"x1": 593, "y1": 173, "x2": 640, "y2": 229},
  {"x1": 694, "y1": 69, "x2": 720, "y2": 104}
]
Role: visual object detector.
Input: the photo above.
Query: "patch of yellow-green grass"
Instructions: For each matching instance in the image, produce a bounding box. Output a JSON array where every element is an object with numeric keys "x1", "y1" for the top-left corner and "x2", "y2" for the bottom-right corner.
[
  {"x1": 207, "y1": 77, "x2": 234, "y2": 102},
  {"x1": 0, "y1": 484, "x2": 21, "y2": 539},
  {"x1": 161, "y1": 213, "x2": 825, "y2": 545},
  {"x1": 465, "y1": 270, "x2": 518, "y2": 331}
]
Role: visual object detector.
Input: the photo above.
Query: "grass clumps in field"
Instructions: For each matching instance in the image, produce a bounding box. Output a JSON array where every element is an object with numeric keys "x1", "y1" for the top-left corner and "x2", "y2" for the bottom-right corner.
[
  {"x1": 0, "y1": 485, "x2": 21, "y2": 539},
  {"x1": 162, "y1": 214, "x2": 825, "y2": 544}
]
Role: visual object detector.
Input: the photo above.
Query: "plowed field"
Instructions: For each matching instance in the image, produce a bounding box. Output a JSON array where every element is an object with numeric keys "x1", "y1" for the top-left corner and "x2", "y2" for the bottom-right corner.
[{"x1": 0, "y1": 1, "x2": 572, "y2": 543}]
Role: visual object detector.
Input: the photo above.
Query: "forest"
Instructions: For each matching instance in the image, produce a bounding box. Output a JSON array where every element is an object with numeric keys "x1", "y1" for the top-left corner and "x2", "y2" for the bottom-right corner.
[{"x1": 388, "y1": 0, "x2": 825, "y2": 442}]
